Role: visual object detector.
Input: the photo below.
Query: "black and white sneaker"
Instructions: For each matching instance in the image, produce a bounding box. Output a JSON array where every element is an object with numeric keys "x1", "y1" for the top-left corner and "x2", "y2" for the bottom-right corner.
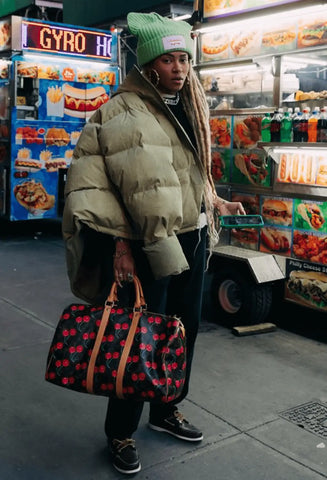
[
  {"x1": 149, "y1": 410, "x2": 203, "y2": 442},
  {"x1": 110, "y1": 438, "x2": 141, "y2": 475}
]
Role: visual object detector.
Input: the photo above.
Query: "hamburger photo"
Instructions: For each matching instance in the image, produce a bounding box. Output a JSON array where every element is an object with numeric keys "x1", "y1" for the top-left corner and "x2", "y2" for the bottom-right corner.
[
  {"x1": 262, "y1": 198, "x2": 293, "y2": 226},
  {"x1": 63, "y1": 84, "x2": 109, "y2": 118},
  {"x1": 286, "y1": 270, "x2": 327, "y2": 311},
  {"x1": 298, "y1": 18, "x2": 327, "y2": 48}
]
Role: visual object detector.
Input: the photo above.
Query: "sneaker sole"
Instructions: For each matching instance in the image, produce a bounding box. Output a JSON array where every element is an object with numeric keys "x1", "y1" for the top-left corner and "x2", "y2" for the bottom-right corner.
[
  {"x1": 113, "y1": 463, "x2": 141, "y2": 475},
  {"x1": 148, "y1": 423, "x2": 203, "y2": 442}
]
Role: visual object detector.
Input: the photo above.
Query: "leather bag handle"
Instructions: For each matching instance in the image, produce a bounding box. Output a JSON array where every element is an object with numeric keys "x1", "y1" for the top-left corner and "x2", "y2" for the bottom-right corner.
[{"x1": 86, "y1": 275, "x2": 145, "y2": 396}]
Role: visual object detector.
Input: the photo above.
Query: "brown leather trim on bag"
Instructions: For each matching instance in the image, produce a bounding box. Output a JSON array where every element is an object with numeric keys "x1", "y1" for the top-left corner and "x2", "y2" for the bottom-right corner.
[
  {"x1": 116, "y1": 310, "x2": 141, "y2": 399},
  {"x1": 116, "y1": 276, "x2": 145, "y2": 399},
  {"x1": 86, "y1": 276, "x2": 145, "y2": 396},
  {"x1": 86, "y1": 281, "x2": 118, "y2": 393}
]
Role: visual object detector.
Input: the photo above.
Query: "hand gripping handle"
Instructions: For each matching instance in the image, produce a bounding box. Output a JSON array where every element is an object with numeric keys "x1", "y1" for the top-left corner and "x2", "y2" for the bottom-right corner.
[{"x1": 86, "y1": 276, "x2": 146, "y2": 395}]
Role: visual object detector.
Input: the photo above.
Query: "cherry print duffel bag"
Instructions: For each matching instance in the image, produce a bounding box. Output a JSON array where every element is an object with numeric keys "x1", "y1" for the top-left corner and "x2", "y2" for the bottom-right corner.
[{"x1": 45, "y1": 276, "x2": 186, "y2": 403}]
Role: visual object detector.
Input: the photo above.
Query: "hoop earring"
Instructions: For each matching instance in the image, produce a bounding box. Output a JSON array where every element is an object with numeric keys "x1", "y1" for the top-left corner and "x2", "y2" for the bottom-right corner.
[{"x1": 147, "y1": 69, "x2": 160, "y2": 87}]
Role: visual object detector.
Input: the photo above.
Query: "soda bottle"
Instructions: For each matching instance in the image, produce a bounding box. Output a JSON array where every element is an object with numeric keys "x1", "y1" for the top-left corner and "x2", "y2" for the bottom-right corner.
[
  {"x1": 280, "y1": 111, "x2": 292, "y2": 142},
  {"x1": 270, "y1": 109, "x2": 281, "y2": 142},
  {"x1": 292, "y1": 107, "x2": 300, "y2": 122},
  {"x1": 292, "y1": 111, "x2": 303, "y2": 142},
  {"x1": 317, "y1": 107, "x2": 327, "y2": 143},
  {"x1": 308, "y1": 107, "x2": 320, "y2": 143},
  {"x1": 261, "y1": 113, "x2": 271, "y2": 142},
  {"x1": 299, "y1": 107, "x2": 310, "y2": 142}
]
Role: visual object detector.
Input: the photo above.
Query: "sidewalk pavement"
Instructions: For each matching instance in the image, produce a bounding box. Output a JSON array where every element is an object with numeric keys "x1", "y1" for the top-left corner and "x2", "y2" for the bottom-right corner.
[{"x1": 1, "y1": 219, "x2": 327, "y2": 480}]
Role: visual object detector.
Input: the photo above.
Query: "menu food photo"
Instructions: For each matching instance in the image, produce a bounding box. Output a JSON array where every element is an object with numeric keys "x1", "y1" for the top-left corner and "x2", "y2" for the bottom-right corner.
[
  {"x1": 204, "y1": 0, "x2": 312, "y2": 20},
  {"x1": 9, "y1": 56, "x2": 118, "y2": 221},
  {"x1": 200, "y1": 8, "x2": 327, "y2": 61}
]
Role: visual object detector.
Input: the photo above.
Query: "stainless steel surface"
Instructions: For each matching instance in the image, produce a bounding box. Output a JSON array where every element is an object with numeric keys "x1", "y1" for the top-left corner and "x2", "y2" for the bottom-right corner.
[{"x1": 212, "y1": 245, "x2": 285, "y2": 283}]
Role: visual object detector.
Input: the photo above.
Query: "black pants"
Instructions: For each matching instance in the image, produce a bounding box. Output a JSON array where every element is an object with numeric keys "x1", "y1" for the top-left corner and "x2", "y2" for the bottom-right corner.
[{"x1": 104, "y1": 227, "x2": 207, "y2": 441}]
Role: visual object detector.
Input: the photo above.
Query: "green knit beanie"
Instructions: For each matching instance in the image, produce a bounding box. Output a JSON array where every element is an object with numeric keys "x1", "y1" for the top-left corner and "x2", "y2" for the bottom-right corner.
[{"x1": 127, "y1": 12, "x2": 194, "y2": 66}]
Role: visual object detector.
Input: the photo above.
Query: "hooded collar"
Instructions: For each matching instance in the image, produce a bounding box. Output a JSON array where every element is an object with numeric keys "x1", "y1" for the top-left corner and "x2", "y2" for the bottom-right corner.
[
  {"x1": 113, "y1": 66, "x2": 175, "y2": 110},
  {"x1": 113, "y1": 66, "x2": 198, "y2": 156}
]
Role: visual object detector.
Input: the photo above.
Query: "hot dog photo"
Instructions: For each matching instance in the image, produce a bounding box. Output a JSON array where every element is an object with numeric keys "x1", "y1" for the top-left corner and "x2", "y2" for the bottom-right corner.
[
  {"x1": 201, "y1": 32, "x2": 229, "y2": 61},
  {"x1": 277, "y1": 153, "x2": 317, "y2": 185},
  {"x1": 260, "y1": 226, "x2": 291, "y2": 255},
  {"x1": 63, "y1": 83, "x2": 109, "y2": 118},
  {"x1": 231, "y1": 227, "x2": 259, "y2": 251},
  {"x1": 38, "y1": 80, "x2": 110, "y2": 121},
  {"x1": 230, "y1": 192, "x2": 260, "y2": 250},
  {"x1": 316, "y1": 157, "x2": 327, "y2": 186}
]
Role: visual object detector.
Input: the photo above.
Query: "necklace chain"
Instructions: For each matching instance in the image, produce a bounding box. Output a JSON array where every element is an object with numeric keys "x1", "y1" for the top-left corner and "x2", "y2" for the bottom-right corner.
[{"x1": 164, "y1": 92, "x2": 180, "y2": 106}]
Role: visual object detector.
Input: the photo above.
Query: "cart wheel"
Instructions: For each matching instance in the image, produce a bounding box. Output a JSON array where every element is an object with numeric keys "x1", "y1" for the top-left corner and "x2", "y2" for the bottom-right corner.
[{"x1": 211, "y1": 265, "x2": 273, "y2": 326}]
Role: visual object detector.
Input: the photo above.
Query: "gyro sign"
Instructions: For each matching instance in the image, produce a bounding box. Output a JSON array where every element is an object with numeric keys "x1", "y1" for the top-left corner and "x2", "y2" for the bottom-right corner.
[{"x1": 21, "y1": 19, "x2": 114, "y2": 60}]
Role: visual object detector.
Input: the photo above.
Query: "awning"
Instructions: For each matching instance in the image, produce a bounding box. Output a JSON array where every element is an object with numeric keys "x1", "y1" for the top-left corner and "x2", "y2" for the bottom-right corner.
[
  {"x1": 62, "y1": 0, "x2": 194, "y2": 27},
  {"x1": 0, "y1": 0, "x2": 31, "y2": 17}
]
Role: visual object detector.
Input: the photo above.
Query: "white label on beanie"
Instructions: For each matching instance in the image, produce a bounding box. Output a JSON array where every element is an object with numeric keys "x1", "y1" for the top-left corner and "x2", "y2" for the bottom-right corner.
[{"x1": 162, "y1": 35, "x2": 186, "y2": 51}]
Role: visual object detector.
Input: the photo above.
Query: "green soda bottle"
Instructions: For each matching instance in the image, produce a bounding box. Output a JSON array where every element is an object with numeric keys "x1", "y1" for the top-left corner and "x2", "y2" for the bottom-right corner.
[
  {"x1": 280, "y1": 111, "x2": 292, "y2": 142},
  {"x1": 261, "y1": 113, "x2": 271, "y2": 142}
]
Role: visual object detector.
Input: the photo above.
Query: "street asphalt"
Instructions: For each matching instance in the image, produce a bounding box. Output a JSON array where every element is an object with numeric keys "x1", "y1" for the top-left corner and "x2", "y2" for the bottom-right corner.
[{"x1": 1, "y1": 218, "x2": 327, "y2": 480}]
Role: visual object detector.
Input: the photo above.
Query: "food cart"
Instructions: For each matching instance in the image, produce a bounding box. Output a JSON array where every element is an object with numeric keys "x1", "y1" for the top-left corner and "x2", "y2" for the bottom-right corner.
[
  {"x1": 193, "y1": 0, "x2": 327, "y2": 323},
  {"x1": 0, "y1": 16, "x2": 120, "y2": 221}
]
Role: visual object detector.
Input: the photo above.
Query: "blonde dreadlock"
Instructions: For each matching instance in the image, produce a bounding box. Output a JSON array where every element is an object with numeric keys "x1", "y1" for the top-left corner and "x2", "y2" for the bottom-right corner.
[{"x1": 180, "y1": 65, "x2": 222, "y2": 252}]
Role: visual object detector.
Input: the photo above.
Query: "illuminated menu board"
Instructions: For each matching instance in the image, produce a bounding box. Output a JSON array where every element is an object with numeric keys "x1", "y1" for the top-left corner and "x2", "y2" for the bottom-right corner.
[
  {"x1": 21, "y1": 19, "x2": 114, "y2": 60},
  {"x1": 203, "y1": 0, "x2": 304, "y2": 20}
]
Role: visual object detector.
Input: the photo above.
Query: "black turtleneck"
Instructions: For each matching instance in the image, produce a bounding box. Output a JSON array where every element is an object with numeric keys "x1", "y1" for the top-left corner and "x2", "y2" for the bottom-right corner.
[{"x1": 166, "y1": 100, "x2": 197, "y2": 150}]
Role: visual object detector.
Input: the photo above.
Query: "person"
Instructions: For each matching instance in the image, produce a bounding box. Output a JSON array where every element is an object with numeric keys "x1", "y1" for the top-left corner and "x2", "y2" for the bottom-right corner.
[{"x1": 62, "y1": 11, "x2": 245, "y2": 475}]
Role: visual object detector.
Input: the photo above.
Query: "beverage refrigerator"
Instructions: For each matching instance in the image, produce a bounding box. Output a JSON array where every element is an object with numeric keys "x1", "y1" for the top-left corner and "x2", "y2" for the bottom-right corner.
[
  {"x1": 0, "y1": 15, "x2": 120, "y2": 221},
  {"x1": 193, "y1": 0, "x2": 327, "y2": 322}
]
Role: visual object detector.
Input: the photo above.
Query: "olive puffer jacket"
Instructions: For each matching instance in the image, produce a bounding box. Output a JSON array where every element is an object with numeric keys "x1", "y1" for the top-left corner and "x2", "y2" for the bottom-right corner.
[{"x1": 62, "y1": 66, "x2": 206, "y2": 302}]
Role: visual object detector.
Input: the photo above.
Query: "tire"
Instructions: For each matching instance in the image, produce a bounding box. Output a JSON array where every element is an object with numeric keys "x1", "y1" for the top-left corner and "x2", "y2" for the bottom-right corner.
[{"x1": 210, "y1": 264, "x2": 273, "y2": 326}]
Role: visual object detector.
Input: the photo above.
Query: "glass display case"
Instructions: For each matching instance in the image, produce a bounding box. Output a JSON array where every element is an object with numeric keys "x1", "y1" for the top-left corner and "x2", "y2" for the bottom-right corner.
[
  {"x1": 198, "y1": 61, "x2": 275, "y2": 110},
  {"x1": 194, "y1": 2, "x2": 327, "y2": 112},
  {"x1": 281, "y1": 50, "x2": 327, "y2": 109}
]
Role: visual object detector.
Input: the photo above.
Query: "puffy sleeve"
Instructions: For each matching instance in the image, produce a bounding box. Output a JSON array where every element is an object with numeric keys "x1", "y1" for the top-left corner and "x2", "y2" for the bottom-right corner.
[{"x1": 101, "y1": 104, "x2": 189, "y2": 278}]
